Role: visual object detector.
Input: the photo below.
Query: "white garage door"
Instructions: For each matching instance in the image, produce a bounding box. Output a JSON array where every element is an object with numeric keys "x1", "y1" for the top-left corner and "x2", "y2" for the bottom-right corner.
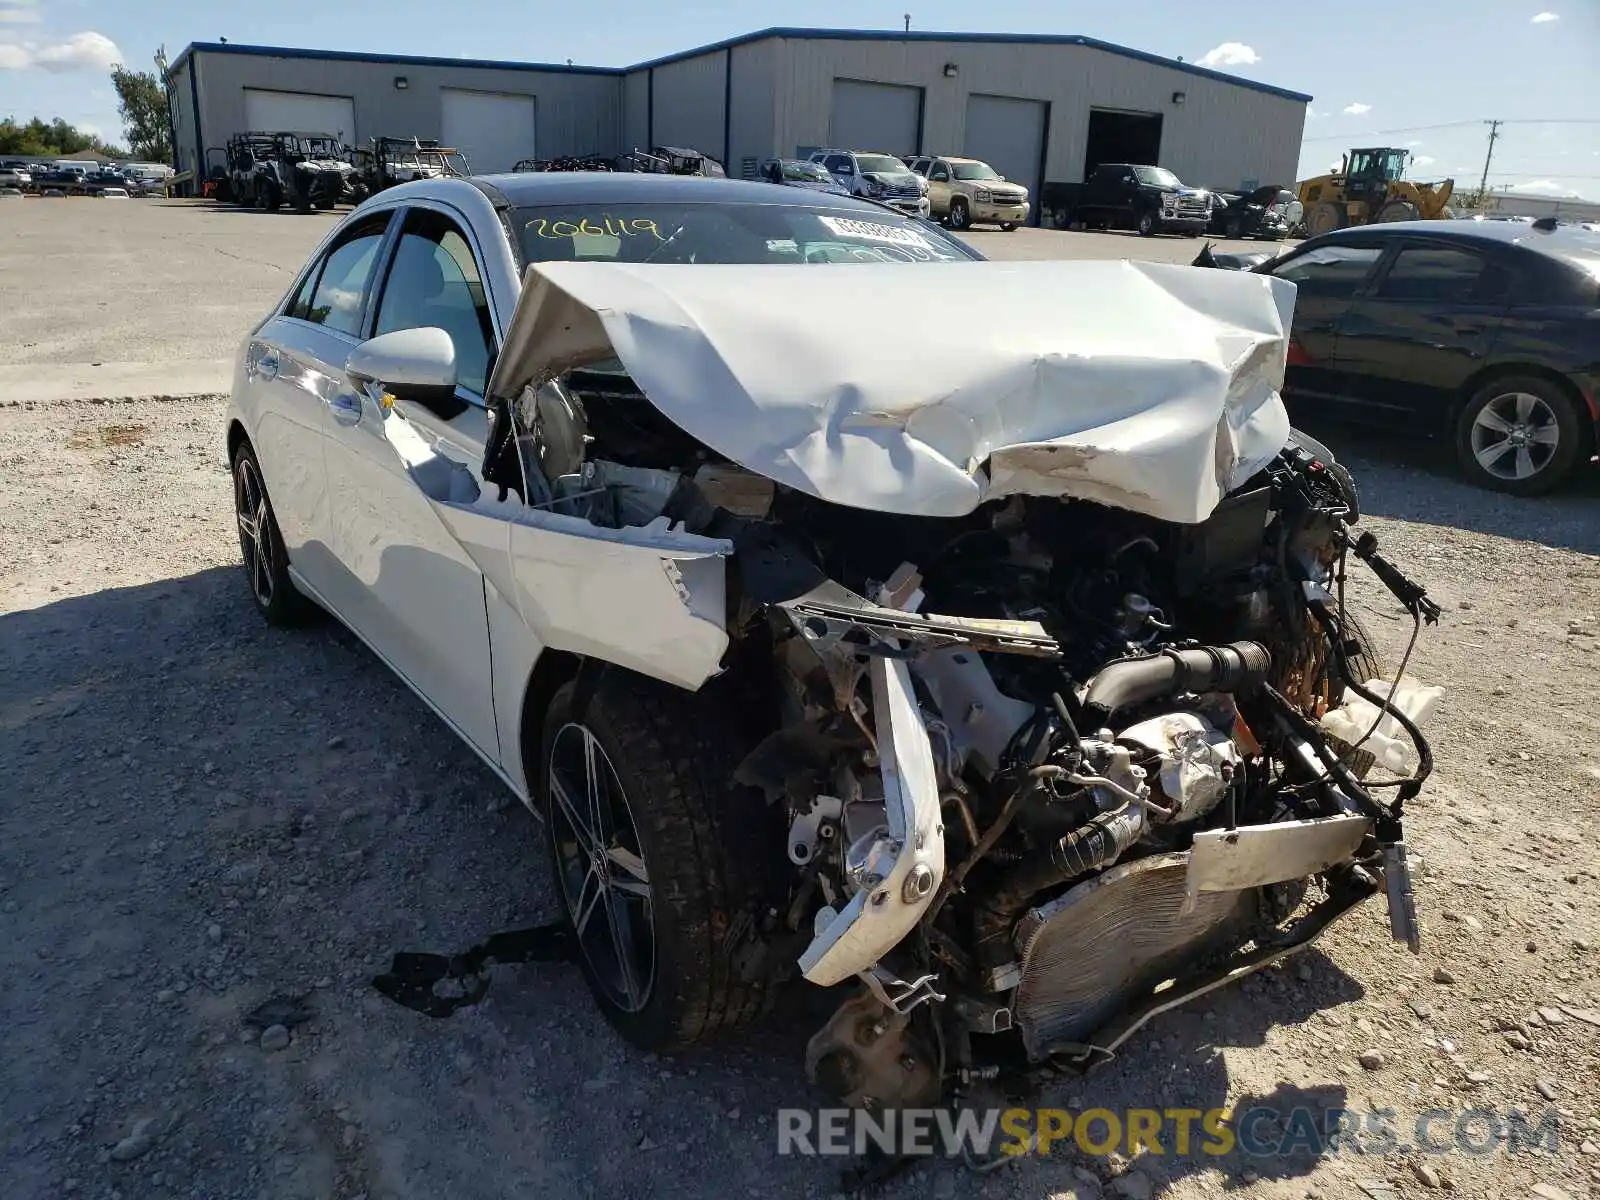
[
  {"x1": 964, "y1": 94, "x2": 1047, "y2": 223},
  {"x1": 243, "y1": 89, "x2": 356, "y2": 142},
  {"x1": 442, "y1": 89, "x2": 536, "y2": 175},
  {"x1": 828, "y1": 80, "x2": 921, "y2": 157}
]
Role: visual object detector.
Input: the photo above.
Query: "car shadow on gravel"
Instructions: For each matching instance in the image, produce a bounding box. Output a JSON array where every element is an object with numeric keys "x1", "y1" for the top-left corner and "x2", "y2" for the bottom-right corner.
[
  {"x1": 0, "y1": 566, "x2": 1376, "y2": 1199},
  {"x1": 1290, "y1": 418, "x2": 1600, "y2": 557}
]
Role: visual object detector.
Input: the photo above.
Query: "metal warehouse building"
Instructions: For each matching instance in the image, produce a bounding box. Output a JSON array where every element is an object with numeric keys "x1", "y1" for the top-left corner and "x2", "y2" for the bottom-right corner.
[{"x1": 166, "y1": 27, "x2": 1310, "y2": 217}]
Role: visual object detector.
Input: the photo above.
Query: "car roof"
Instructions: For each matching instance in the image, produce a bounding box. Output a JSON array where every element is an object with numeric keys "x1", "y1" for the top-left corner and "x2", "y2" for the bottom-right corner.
[
  {"x1": 469, "y1": 171, "x2": 901, "y2": 209},
  {"x1": 1315, "y1": 219, "x2": 1600, "y2": 259}
]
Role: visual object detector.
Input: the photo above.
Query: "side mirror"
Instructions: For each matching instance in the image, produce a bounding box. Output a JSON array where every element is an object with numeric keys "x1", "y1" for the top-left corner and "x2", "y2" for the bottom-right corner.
[{"x1": 346, "y1": 326, "x2": 457, "y2": 403}]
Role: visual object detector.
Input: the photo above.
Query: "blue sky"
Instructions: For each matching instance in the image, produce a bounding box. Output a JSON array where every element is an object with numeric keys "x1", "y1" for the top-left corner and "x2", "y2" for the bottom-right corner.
[{"x1": 2, "y1": 0, "x2": 1596, "y2": 197}]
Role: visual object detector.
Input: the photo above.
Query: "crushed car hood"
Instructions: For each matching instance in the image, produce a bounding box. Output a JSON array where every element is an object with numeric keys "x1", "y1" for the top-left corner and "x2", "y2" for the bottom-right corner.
[{"x1": 487, "y1": 259, "x2": 1296, "y2": 524}]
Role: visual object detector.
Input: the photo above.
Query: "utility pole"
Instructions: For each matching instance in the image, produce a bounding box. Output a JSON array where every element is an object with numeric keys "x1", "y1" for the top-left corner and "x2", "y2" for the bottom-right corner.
[
  {"x1": 1477, "y1": 119, "x2": 1502, "y2": 203},
  {"x1": 904, "y1": 13, "x2": 911, "y2": 32}
]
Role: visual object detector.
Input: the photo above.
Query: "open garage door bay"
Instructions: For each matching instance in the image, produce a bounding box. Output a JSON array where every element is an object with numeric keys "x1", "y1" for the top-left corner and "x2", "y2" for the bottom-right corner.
[
  {"x1": 964, "y1": 95, "x2": 1046, "y2": 225},
  {"x1": 442, "y1": 89, "x2": 536, "y2": 175},
  {"x1": 243, "y1": 90, "x2": 355, "y2": 141},
  {"x1": 829, "y1": 80, "x2": 921, "y2": 158}
]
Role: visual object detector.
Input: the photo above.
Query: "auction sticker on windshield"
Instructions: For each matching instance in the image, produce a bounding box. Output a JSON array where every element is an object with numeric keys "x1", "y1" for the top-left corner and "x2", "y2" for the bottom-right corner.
[{"x1": 817, "y1": 216, "x2": 931, "y2": 248}]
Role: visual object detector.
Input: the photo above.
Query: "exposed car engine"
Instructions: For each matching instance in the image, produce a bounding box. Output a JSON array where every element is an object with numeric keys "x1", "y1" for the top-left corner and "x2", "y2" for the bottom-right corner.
[{"x1": 473, "y1": 367, "x2": 1440, "y2": 1108}]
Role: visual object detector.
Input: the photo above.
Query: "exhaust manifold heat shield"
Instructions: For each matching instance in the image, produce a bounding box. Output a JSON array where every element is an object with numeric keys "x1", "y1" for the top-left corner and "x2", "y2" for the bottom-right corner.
[{"x1": 1011, "y1": 853, "x2": 1258, "y2": 1060}]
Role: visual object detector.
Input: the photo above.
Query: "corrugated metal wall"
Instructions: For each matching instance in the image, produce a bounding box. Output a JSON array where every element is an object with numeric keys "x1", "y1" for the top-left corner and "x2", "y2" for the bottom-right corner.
[
  {"x1": 649, "y1": 52, "x2": 726, "y2": 161},
  {"x1": 183, "y1": 51, "x2": 620, "y2": 172},
  {"x1": 621, "y1": 70, "x2": 650, "y2": 154},
  {"x1": 772, "y1": 37, "x2": 1304, "y2": 192},
  {"x1": 727, "y1": 40, "x2": 777, "y2": 178}
]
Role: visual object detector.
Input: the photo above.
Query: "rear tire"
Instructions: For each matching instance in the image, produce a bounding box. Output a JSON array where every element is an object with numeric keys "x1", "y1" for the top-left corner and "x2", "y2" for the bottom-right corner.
[
  {"x1": 1051, "y1": 206, "x2": 1072, "y2": 230},
  {"x1": 1136, "y1": 211, "x2": 1155, "y2": 237},
  {"x1": 231, "y1": 442, "x2": 313, "y2": 626},
  {"x1": 537, "y1": 673, "x2": 780, "y2": 1051},
  {"x1": 1454, "y1": 375, "x2": 1587, "y2": 496}
]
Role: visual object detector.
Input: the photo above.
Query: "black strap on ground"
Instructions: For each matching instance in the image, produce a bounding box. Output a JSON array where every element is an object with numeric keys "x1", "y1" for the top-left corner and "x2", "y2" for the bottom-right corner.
[{"x1": 372, "y1": 921, "x2": 576, "y2": 1018}]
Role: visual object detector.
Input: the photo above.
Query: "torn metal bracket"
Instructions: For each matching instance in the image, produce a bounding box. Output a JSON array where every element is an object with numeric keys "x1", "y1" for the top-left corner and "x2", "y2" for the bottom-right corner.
[{"x1": 778, "y1": 580, "x2": 1062, "y2": 662}]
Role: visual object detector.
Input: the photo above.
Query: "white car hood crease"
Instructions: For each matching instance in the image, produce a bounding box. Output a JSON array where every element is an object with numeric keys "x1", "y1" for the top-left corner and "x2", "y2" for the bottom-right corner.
[{"x1": 487, "y1": 258, "x2": 1297, "y2": 525}]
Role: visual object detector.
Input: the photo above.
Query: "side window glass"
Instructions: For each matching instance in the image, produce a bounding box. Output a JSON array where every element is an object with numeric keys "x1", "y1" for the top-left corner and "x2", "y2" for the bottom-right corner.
[
  {"x1": 931, "y1": 161, "x2": 949, "y2": 182},
  {"x1": 1274, "y1": 244, "x2": 1384, "y2": 298},
  {"x1": 301, "y1": 215, "x2": 391, "y2": 336},
  {"x1": 1376, "y1": 246, "x2": 1489, "y2": 304},
  {"x1": 285, "y1": 262, "x2": 323, "y2": 321},
  {"x1": 373, "y1": 209, "x2": 495, "y2": 396},
  {"x1": 826, "y1": 154, "x2": 853, "y2": 174}
]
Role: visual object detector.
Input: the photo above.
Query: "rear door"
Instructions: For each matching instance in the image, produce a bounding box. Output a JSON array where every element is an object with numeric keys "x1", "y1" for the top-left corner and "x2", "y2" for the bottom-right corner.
[
  {"x1": 247, "y1": 210, "x2": 398, "y2": 602},
  {"x1": 1263, "y1": 239, "x2": 1388, "y2": 407},
  {"x1": 1330, "y1": 239, "x2": 1512, "y2": 429}
]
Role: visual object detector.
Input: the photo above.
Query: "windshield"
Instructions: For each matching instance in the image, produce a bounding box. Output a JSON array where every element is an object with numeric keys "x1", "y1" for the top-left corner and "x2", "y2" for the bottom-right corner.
[
  {"x1": 783, "y1": 161, "x2": 832, "y2": 183},
  {"x1": 952, "y1": 161, "x2": 1001, "y2": 181},
  {"x1": 855, "y1": 154, "x2": 910, "y2": 176},
  {"x1": 513, "y1": 202, "x2": 979, "y2": 266},
  {"x1": 1133, "y1": 167, "x2": 1183, "y2": 188}
]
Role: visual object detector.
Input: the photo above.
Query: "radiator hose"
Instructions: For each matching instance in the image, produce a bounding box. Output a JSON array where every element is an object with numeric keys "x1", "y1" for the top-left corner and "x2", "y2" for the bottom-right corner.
[
  {"x1": 1081, "y1": 641, "x2": 1271, "y2": 726},
  {"x1": 972, "y1": 802, "x2": 1145, "y2": 970}
]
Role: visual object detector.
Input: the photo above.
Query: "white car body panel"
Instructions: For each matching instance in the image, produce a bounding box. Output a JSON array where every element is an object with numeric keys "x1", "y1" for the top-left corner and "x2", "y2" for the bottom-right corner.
[{"x1": 489, "y1": 258, "x2": 1296, "y2": 526}]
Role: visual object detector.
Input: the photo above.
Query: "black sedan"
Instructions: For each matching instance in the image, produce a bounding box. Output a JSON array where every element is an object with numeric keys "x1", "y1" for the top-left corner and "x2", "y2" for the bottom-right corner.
[
  {"x1": 1208, "y1": 185, "x2": 1301, "y2": 240},
  {"x1": 1207, "y1": 219, "x2": 1600, "y2": 495}
]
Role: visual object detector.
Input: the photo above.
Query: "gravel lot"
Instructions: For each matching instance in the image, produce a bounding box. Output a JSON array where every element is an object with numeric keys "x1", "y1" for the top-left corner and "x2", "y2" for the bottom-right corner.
[{"x1": 3, "y1": 198, "x2": 1599, "y2": 1200}]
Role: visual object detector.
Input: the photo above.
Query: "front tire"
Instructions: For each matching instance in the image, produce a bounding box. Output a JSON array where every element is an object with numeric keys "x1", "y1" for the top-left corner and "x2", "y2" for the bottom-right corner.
[
  {"x1": 232, "y1": 443, "x2": 311, "y2": 625},
  {"x1": 537, "y1": 674, "x2": 779, "y2": 1050},
  {"x1": 948, "y1": 198, "x2": 970, "y2": 230},
  {"x1": 1454, "y1": 376, "x2": 1587, "y2": 496},
  {"x1": 1306, "y1": 202, "x2": 1344, "y2": 237},
  {"x1": 1000, "y1": 221, "x2": 1017, "y2": 232}
]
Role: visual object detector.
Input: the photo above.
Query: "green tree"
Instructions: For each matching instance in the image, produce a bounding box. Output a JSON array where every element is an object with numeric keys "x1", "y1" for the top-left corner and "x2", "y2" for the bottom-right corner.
[
  {"x1": 110, "y1": 65, "x2": 171, "y2": 162},
  {"x1": 0, "y1": 116, "x2": 125, "y2": 157}
]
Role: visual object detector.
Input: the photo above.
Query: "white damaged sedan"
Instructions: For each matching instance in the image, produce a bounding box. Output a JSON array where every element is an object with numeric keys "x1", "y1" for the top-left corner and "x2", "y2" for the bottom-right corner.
[{"x1": 226, "y1": 171, "x2": 1441, "y2": 1101}]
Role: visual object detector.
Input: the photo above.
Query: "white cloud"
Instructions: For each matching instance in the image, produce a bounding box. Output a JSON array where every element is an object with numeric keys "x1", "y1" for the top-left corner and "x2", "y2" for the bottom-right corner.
[
  {"x1": 1343, "y1": 102, "x2": 1372, "y2": 115},
  {"x1": 1405, "y1": 139, "x2": 1424, "y2": 147},
  {"x1": 1198, "y1": 41, "x2": 1260, "y2": 68},
  {"x1": 1508, "y1": 179, "x2": 1579, "y2": 196},
  {"x1": 1413, "y1": 155, "x2": 1436, "y2": 166},
  {"x1": 1530, "y1": 12, "x2": 1559, "y2": 23},
  {"x1": 0, "y1": 6, "x2": 43, "y2": 25},
  {"x1": 1306, "y1": 107, "x2": 1321, "y2": 120},
  {"x1": 0, "y1": 30, "x2": 121, "y2": 72}
]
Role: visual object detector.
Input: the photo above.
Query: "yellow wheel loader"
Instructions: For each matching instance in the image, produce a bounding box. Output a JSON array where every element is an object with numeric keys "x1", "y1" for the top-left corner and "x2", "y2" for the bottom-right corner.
[{"x1": 1296, "y1": 148, "x2": 1455, "y2": 237}]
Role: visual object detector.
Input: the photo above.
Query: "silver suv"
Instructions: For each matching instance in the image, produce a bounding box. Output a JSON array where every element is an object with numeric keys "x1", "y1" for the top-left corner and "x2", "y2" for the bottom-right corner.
[{"x1": 807, "y1": 148, "x2": 930, "y2": 218}]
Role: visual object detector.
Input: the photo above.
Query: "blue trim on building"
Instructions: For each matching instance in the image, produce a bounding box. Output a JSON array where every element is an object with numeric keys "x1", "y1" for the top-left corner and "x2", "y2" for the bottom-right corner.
[
  {"x1": 627, "y1": 28, "x2": 1313, "y2": 102},
  {"x1": 188, "y1": 59, "x2": 203, "y2": 186},
  {"x1": 167, "y1": 27, "x2": 1312, "y2": 104},
  {"x1": 168, "y1": 42, "x2": 622, "y2": 78}
]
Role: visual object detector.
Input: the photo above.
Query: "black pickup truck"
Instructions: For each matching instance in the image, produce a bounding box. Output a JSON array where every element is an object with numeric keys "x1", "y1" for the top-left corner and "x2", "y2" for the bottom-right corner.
[{"x1": 1041, "y1": 163, "x2": 1215, "y2": 236}]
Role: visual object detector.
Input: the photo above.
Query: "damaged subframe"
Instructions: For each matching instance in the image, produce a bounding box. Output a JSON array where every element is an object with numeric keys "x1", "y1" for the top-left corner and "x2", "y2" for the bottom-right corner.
[{"x1": 370, "y1": 257, "x2": 1443, "y2": 1114}]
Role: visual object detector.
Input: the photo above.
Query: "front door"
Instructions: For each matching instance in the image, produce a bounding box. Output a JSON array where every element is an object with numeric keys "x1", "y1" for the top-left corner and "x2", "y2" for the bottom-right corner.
[
  {"x1": 1266, "y1": 240, "x2": 1389, "y2": 409},
  {"x1": 320, "y1": 203, "x2": 503, "y2": 759},
  {"x1": 927, "y1": 159, "x2": 954, "y2": 217}
]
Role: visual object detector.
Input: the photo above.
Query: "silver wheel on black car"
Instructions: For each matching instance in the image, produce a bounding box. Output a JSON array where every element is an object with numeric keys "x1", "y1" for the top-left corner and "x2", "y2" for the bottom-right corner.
[{"x1": 1455, "y1": 377, "x2": 1586, "y2": 496}]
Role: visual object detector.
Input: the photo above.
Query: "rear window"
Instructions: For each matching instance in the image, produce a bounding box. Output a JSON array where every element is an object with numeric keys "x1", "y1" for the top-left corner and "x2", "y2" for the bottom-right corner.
[{"x1": 513, "y1": 202, "x2": 979, "y2": 266}]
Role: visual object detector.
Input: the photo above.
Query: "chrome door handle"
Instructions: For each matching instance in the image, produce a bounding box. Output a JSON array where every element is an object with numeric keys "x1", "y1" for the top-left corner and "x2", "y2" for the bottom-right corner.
[{"x1": 329, "y1": 390, "x2": 363, "y2": 426}]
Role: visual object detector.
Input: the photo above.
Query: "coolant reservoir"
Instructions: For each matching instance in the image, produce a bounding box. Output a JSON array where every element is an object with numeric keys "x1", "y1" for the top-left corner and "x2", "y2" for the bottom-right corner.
[{"x1": 1319, "y1": 680, "x2": 1443, "y2": 775}]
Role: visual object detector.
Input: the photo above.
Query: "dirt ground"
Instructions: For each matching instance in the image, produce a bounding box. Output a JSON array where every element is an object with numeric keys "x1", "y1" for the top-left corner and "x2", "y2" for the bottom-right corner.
[{"x1": 3, "y1": 200, "x2": 1599, "y2": 1200}]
